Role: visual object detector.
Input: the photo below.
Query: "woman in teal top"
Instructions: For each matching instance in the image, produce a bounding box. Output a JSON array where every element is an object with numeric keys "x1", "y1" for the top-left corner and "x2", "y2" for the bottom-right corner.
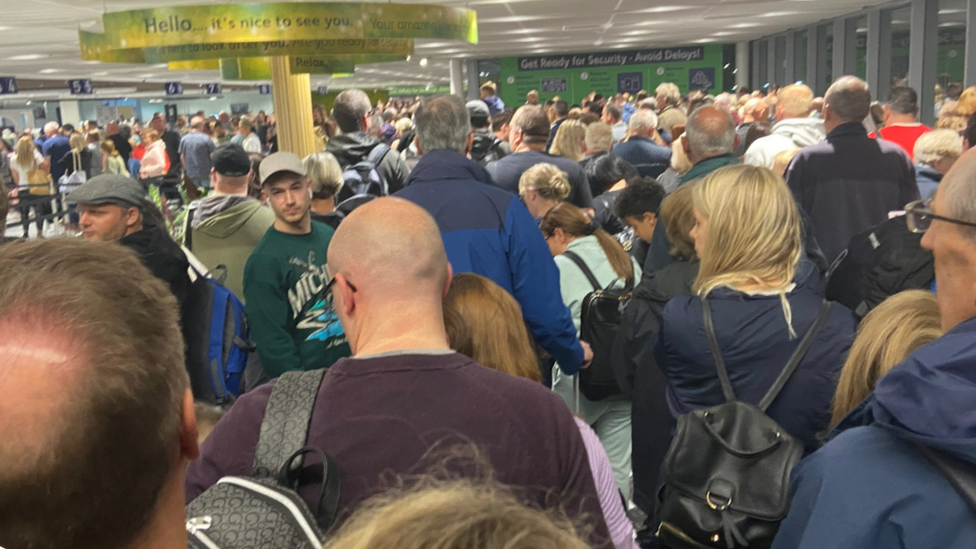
[{"x1": 540, "y1": 202, "x2": 642, "y2": 500}]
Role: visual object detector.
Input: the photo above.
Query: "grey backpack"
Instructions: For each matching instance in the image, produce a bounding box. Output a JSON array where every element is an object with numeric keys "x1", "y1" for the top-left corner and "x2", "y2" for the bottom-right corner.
[{"x1": 186, "y1": 369, "x2": 341, "y2": 548}]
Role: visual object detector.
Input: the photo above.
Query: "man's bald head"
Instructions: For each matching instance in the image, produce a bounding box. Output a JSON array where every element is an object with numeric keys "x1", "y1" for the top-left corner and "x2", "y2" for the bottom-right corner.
[
  {"x1": 329, "y1": 197, "x2": 449, "y2": 297},
  {"x1": 825, "y1": 76, "x2": 871, "y2": 123},
  {"x1": 684, "y1": 105, "x2": 736, "y2": 159},
  {"x1": 942, "y1": 147, "x2": 976, "y2": 242}
]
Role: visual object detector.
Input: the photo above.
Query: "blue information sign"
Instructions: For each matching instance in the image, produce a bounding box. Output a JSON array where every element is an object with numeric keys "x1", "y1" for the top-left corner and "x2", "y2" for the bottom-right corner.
[
  {"x1": 68, "y1": 79, "x2": 93, "y2": 95},
  {"x1": 164, "y1": 82, "x2": 184, "y2": 96},
  {"x1": 316, "y1": 86, "x2": 329, "y2": 95},
  {"x1": 0, "y1": 77, "x2": 18, "y2": 95},
  {"x1": 205, "y1": 83, "x2": 222, "y2": 95},
  {"x1": 258, "y1": 84, "x2": 272, "y2": 95},
  {"x1": 689, "y1": 68, "x2": 715, "y2": 92}
]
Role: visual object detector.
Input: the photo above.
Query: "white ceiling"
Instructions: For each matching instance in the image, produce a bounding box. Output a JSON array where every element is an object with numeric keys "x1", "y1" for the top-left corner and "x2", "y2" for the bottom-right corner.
[{"x1": 0, "y1": 0, "x2": 900, "y2": 95}]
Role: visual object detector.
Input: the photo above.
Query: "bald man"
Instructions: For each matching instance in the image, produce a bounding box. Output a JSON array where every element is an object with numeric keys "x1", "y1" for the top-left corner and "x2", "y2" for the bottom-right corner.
[
  {"x1": 0, "y1": 239, "x2": 199, "y2": 549},
  {"x1": 786, "y1": 76, "x2": 919, "y2": 263},
  {"x1": 772, "y1": 149, "x2": 976, "y2": 549},
  {"x1": 185, "y1": 197, "x2": 612, "y2": 545}
]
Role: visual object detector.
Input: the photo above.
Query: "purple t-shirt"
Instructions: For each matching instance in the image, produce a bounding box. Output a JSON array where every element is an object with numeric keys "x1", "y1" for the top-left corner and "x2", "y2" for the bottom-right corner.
[{"x1": 185, "y1": 351, "x2": 611, "y2": 546}]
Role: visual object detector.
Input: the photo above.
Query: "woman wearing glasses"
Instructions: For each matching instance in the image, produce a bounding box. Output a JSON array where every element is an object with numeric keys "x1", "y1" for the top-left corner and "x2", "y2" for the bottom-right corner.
[{"x1": 655, "y1": 165, "x2": 857, "y2": 455}]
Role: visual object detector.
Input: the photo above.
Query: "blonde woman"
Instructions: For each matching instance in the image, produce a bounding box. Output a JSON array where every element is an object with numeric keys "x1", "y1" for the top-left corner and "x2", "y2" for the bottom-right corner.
[
  {"x1": 518, "y1": 162, "x2": 570, "y2": 218},
  {"x1": 58, "y1": 132, "x2": 91, "y2": 180},
  {"x1": 9, "y1": 135, "x2": 49, "y2": 236},
  {"x1": 549, "y1": 119, "x2": 586, "y2": 162},
  {"x1": 656, "y1": 165, "x2": 856, "y2": 455},
  {"x1": 936, "y1": 86, "x2": 976, "y2": 132},
  {"x1": 830, "y1": 290, "x2": 942, "y2": 428},
  {"x1": 101, "y1": 140, "x2": 126, "y2": 175},
  {"x1": 303, "y1": 151, "x2": 344, "y2": 229}
]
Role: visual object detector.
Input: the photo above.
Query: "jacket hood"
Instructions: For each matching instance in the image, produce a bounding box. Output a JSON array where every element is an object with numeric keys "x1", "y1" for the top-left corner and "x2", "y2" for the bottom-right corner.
[
  {"x1": 771, "y1": 117, "x2": 826, "y2": 148},
  {"x1": 405, "y1": 149, "x2": 495, "y2": 187},
  {"x1": 194, "y1": 198, "x2": 267, "y2": 238},
  {"x1": 852, "y1": 317, "x2": 976, "y2": 463},
  {"x1": 326, "y1": 132, "x2": 385, "y2": 167},
  {"x1": 120, "y1": 224, "x2": 180, "y2": 258}
]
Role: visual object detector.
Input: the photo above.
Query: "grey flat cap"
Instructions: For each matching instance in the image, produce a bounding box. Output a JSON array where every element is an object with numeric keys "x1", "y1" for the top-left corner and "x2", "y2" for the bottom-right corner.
[{"x1": 66, "y1": 174, "x2": 147, "y2": 208}]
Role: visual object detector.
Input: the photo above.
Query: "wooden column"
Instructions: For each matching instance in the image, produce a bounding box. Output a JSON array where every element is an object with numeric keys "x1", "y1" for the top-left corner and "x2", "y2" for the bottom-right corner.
[{"x1": 270, "y1": 55, "x2": 317, "y2": 158}]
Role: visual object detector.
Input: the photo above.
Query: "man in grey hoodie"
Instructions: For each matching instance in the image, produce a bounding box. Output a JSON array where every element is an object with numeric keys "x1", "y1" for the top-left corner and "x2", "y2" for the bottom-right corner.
[
  {"x1": 744, "y1": 84, "x2": 825, "y2": 170},
  {"x1": 185, "y1": 144, "x2": 274, "y2": 302}
]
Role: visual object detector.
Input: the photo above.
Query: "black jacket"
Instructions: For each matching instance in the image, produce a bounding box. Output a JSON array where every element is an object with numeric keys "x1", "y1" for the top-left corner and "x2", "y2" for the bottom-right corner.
[
  {"x1": 59, "y1": 149, "x2": 92, "y2": 178},
  {"x1": 326, "y1": 132, "x2": 411, "y2": 194},
  {"x1": 786, "y1": 122, "x2": 920, "y2": 264},
  {"x1": 469, "y1": 128, "x2": 507, "y2": 167},
  {"x1": 120, "y1": 224, "x2": 190, "y2": 306},
  {"x1": 612, "y1": 260, "x2": 699, "y2": 514}
]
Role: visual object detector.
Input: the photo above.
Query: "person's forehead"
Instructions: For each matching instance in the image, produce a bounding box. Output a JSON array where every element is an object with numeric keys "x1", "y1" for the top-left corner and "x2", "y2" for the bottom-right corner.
[{"x1": 266, "y1": 172, "x2": 305, "y2": 189}]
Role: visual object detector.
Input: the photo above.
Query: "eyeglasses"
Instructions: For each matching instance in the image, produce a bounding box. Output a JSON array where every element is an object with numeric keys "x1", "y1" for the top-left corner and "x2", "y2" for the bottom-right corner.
[
  {"x1": 905, "y1": 199, "x2": 976, "y2": 234},
  {"x1": 323, "y1": 275, "x2": 357, "y2": 307}
]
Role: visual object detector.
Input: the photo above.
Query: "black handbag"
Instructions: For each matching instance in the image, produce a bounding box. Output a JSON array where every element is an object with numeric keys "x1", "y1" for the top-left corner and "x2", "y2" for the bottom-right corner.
[
  {"x1": 562, "y1": 251, "x2": 632, "y2": 401},
  {"x1": 656, "y1": 298, "x2": 832, "y2": 549}
]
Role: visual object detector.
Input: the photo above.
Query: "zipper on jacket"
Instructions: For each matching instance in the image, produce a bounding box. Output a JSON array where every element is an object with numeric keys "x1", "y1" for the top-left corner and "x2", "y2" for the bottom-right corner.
[{"x1": 216, "y1": 476, "x2": 323, "y2": 547}]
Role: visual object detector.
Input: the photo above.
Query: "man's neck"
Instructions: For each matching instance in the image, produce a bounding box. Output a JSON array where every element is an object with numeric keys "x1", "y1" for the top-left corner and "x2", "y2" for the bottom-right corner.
[
  {"x1": 514, "y1": 143, "x2": 546, "y2": 154},
  {"x1": 311, "y1": 200, "x2": 334, "y2": 215},
  {"x1": 274, "y1": 214, "x2": 312, "y2": 235},
  {"x1": 692, "y1": 152, "x2": 732, "y2": 166},
  {"x1": 211, "y1": 186, "x2": 248, "y2": 197},
  {"x1": 351, "y1": 303, "x2": 452, "y2": 357},
  {"x1": 886, "y1": 113, "x2": 920, "y2": 126}
]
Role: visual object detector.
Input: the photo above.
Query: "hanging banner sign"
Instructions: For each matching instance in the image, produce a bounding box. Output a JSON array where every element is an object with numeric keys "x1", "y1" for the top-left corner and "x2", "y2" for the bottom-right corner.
[
  {"x1": 101, "y1": 3, "x2": 476, "y2": 49},
  {"x1": 0, "y1": 77, "x2": 17, "y2": 95},
  {"x1": 168, "y1": 59, "x2": 220, "y2": 70},
  {"x1": 388, "y1": 85, "x2": 451, "y2": 95},
  {"x1": 258, "y1": 84, "x2": 272, "y2": 95},
  {"x1": 164, "y1": 82, "x2": 184, "y2": 95},
  {"x1": 206, "y1": 83, "x2": 222, "y2": 95},
  {"x1": 141, "y1": 38, "x2": 413, "y2": 63},
  {"x1": 79, "y1": 30, "x2": 146, "y2": 63},
  {"x1": 516, "y1": 47, "x2": 706, "y2": 72},
  {"x1": 68, "y1": 79, "x2": 94, "y2": 95}
]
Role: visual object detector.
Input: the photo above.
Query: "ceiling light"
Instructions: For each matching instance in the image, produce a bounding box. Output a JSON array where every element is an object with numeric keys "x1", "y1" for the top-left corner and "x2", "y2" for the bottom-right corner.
[
  {"x1": 39, "y1": 68, "x2": 60, "y2": 74},
  {"x1": 940, "y1": 22, "x2": 965, "y2": 27},
  {"x1": 419, "y1": 58, "x2": 428, "y2": 66},
  {"x1": 406, "y1": 55, "x2": 412, "y2": 61},
  {"x1": 25, "y1": 100, "x2": 31, "y2": 105},
  {"x1": 639, "y1": 6, "x2": 686, "y2": 13},
  {"x1": 9, "y1": 54, "x2": 45, "y2": 61},
  {"x1": 691, "y1": 38, "x2": 716, "y2": 43},
  {"x1": 594, "y1": 39, "x2": 604, "y2": 46},
  {"x1": 761, "y1": 11, "x2": 800, "y2": 17},
  {"x1": 939, "y1": 8, "x2": 965, "y2": 14}
]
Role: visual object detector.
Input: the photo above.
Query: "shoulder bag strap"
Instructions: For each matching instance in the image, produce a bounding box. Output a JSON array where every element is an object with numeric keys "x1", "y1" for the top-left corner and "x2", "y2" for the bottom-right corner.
[
  {"x1": 702, "y1": 295, "x2": 737, "y2": 403},
  {"x1": 252, "y1": 368, "x2": 327, "y2": 478},
  {"x1": 366, "y1": 142, "x2": 390, "y2": 165},
  {"x1": 758, "y1": 300, "x2": 833, "y2": 412},
  {"x1": 912, "y1": 442, "x2": 976, "y2": 515},
  {"x1": 562, "y1": 250, "x2": 601, "y2": 292}
]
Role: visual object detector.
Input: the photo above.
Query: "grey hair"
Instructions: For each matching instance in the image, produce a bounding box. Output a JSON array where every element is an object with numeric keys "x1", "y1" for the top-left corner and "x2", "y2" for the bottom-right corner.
[
  {"x1": 303, "y1": 151, "x2": 344, "y2": 199},
  {"x1": 825, "y1": 76, "x2": 871, "y2": 123},
  {"x1": 414, "y1": 94, "x2": 471, "y2": 154},
  {"x1": 628, "y1": 109, "x2": 658, "y2": 136},
  {"x1": 685, "y1": 106, "x2": 736, "y2": 157},
  {"x1": 656, "y1": 83, "x2": 680, "y2": 105},
  {"x1": 334, "y1": 89, "x2": 372, "y2": 133}
]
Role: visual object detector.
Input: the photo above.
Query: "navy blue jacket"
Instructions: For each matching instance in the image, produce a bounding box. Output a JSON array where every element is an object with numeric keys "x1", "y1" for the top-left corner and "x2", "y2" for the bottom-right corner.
[
  {"x1": 655, "y1": 265, "x2": 855, "y2": 454},
  {"x1": 773, "y1": 317, "x2": 976, "y2": 549},
  {"x1": 611, "y1": 135, "x2": 671, "y2": 179},
  {"x1": 786, "y1": 122, "x2": 920, "y2": 264},
  {"x1": 394, "y1": 150, "x2": 584, "y2": 372}
]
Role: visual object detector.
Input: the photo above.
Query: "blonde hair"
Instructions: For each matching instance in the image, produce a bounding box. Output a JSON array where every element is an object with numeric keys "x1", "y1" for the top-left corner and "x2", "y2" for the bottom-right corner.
[
  {"x1": 69, "y1": 132, "x2": 86, "y2": 154},
  {"x1": 692, "y1": 165, "x2": 803, "y2": 336},
  {"x1": 323, "y1": 481, "x2": 590, "y2": 549},
  {"x1": 100, "y1": 140, "x2": 119, "y2": 157},
  {"x1": 14, "y1": 136, "x2": 36, "y2": 169},
  {"x1": 914, "y1": 129, "x2": 963, "y2": 166},
  {"x1": 394, "y1": 117, "x2": 413, "y2": 134},
  {"x1": 777, "y1": 84, "x2": 815, "y2": 118},
  {"x1": 670, "y1": 138, "x2": 693, "y2": 174},
  {"x1": 518, "y1": 163, "x2": 570, "y2": 201},
  {"x1": 660, "y1": 184, "x2": 697, "y2": 262},
  {"x1": 549, "y1": 120, "x2": 586, "y2": 162},
  {"x1": 443, "y1": 273, "x2": 541, "y2": 383},
  {"x1": 567, "y1": 107, "x2": 582, "y2": 120},
  {"x1": 585, "y1": 122, "x2": 613, "y2": 153},
  {"x1": 830, "y1": 290, "x2": 942, "y2": 427},
  {"x1": 303, "y1": 151, "x2": 343, "y2": 200},
  {"x1": 540, "y1": 203, "x2": 634, "y2": 281},
  {"x1": 772, "y1": 147, "x2": 800, "y2": 176}
]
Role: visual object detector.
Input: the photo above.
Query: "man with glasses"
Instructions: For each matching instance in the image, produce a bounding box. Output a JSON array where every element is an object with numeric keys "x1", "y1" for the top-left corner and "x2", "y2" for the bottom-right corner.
[
  {"x1": 772, "y1": 151, "x2": 976, "y2": 549},
  {"x1": 242, "y1": 152, "x2": 350, "y2": 382}
]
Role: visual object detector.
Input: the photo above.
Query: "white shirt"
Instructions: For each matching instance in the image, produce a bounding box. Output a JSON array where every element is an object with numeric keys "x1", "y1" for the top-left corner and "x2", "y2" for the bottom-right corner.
[
  {"x1": 9, "y1": 150, "x2": 43, "y2": 188},
  {"x1": 242, "y1": 132, "x2": 261, "y2": 153}
]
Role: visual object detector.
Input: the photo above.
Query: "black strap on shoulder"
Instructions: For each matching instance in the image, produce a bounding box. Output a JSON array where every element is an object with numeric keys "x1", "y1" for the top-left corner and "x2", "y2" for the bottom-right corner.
[
  {"x1": 758, "y1": 300, "x2": 832, "y2": 411},
  {"x1": 366, "y1": 143, "x2": 390, "y2": 166},
  {"x1": 913, "y1": 442, "x2": 976, "y2": 516},
  {"x1": 562, "y1": 251, "x2": 602, "y2": 292},
  {"x1": 183, "y1": 201, "x2": 197, "y2": 250},
  {"x1": 703, "y1": 297, "x2": 832, "y2": 409},
  {"x1": 252, "y1": 369, "x2": 327, "y2": 478}
]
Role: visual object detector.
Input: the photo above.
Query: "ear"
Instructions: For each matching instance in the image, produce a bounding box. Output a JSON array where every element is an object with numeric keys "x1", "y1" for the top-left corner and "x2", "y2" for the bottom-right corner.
[
  {"x1": 414, "y1": 136, "x2": 425, "y2": 156},
  {"x1": 126, "y1": 206, "x2": 140, "y2": 227},
  {"x1": 642, "y1": 211, "x2": 658, "y2": 225},
  {"x1": 211, "y1": 168, "x2": 217, "y2": 186},
  {"x1": 465, "y1": 132, "x2": 474, "y2": 156},
  {"x1": 336, "y1": 273, "x2": 357, "y2": 317},
  {"x1": 179, "y1": 389, "x2": 200, "y2": 461},
  {"x1": 442, "y1": 262, "x2": 454, "y2": 298},
  {"x1": 681, "y1": 134, "x2": 691, "y2": 155}
]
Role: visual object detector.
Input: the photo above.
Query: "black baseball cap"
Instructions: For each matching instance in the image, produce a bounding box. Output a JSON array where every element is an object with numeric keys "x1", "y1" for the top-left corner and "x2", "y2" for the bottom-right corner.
[{"x1": 212, "y1": 144, "x2": 251, "y2": 177}]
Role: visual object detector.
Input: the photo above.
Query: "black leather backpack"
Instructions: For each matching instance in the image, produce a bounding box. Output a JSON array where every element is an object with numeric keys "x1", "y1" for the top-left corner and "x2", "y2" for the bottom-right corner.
[
  {"x1": 656, "y1": 298, "x2": 831, "y2": 549},
  {"x1": 562, "y1": 251, "x2": 632, "y2": 401}
]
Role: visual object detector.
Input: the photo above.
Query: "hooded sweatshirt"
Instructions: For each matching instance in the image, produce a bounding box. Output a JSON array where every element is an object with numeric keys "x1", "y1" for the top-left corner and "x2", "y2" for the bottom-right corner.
[
  {"x1": 772, "y1": 316, "x2": 976, "y2": 549},
  {"x1": 187, "y1": 195, "x2": 275, "y2": 302},
  {"x1": 743, "y1": 117, "x2": 826, "y2": 169},
  {"x1": 325, "y1": 132, "x2": 411, "y2": 194}
]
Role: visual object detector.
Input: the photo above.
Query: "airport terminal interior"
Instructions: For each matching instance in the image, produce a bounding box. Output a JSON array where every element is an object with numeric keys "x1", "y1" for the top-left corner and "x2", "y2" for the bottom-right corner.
[{"x1": 2, "y1": 1, "x2": 976, "y2": 548}]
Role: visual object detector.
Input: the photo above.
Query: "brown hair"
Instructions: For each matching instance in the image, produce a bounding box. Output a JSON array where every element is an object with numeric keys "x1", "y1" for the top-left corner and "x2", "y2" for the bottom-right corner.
[
  {"x1": 443, "y1": 273, "x2": 541, "y2": 383},
  {"x1": 324, "y1": 481, "x2": 590, "y2": 549},
  {"x1": 540, "y1": 203, "x2": 634, "y2": 281},
  {"x1": 510, "y1": 106, "x2": 551, "y2": 146},
  {"x1": 830, "y1": 290, "x2": 942, "y2": 427},
  {"x1": 660, "y1": 184, "x2": 697, "y2": 262},
  {"x1": 100, "y1": 139, "x2": 119, "y2": 157},
  {"x1": 0, "y1": 239, "x2": 188, "y2": 549}
]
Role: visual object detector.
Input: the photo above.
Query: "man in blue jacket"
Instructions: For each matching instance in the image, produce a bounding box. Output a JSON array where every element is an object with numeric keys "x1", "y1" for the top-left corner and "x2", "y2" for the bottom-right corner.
[
  {"x1": 395, "y1": 94, "x2": 591, "y2": 375},
  {"x1": 772, "y1": 150, "x2": 976, "y2": 549}
]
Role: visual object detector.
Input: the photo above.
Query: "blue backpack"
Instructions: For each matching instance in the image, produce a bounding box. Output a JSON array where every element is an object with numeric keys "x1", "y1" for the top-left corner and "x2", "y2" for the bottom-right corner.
[{"x1": 182, "y1": 257, "x2": 253, "y2": 405}]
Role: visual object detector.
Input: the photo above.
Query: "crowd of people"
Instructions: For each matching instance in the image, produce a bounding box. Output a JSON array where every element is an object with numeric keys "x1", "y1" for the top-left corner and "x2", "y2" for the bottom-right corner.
[{"x1": 2, "y1": 74, "x2": 976, "y2": 549}]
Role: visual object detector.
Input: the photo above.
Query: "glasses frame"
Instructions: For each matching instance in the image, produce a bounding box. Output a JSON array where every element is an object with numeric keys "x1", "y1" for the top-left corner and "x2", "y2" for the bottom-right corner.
[
  {"x1": 323, "y1": 275, "x2": 357, "y2": 307},
  {"x1": 905, "y1": 199, "x2": 976, "y2": 234}
]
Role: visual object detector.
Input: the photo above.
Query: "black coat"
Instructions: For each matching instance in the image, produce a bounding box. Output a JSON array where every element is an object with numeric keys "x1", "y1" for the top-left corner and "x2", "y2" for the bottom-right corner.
[{"x1": 120, "y1": 224, "x2": 190, "y2": 306}]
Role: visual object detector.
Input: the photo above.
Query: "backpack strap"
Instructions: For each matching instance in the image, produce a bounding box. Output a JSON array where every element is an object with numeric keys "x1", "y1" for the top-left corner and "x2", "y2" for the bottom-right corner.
[
  {"x1": 252, "y1": 369, "x2": 327, "y2": 478},
  {"x1": 701, "y1": 296, "x2": 737, "y2": 403},
  {"x1": 366, "y1": 143, "x2": 390, "y2": 166},
  {"x1": 562, "y1": 251, "x2": 601, "y2": 292},
  {"x1": 757, "y1": 300, "x2": 832, "y2": 411},
  {"x1": 912, "y1": 442, "x2": 976, "y2": 515}
]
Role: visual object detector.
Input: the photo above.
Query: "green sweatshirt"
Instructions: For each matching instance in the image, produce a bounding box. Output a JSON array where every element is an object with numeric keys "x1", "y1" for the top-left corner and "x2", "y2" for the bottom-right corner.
[{"x1": 243, "y1": 221, "x2": 351, "y2": 378}]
